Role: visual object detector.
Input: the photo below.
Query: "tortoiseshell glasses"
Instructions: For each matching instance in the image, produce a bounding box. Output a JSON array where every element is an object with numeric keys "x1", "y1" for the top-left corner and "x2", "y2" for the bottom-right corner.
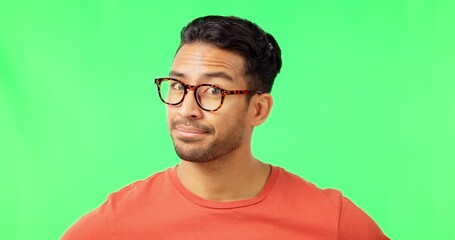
[{"x1": 154, "y1": 78, "x2": 262, "y2": 112}]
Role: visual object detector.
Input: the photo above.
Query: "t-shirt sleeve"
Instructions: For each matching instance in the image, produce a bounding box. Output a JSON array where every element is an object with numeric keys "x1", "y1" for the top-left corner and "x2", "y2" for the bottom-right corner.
[
  {"x1": 61, "y1": 201, "x2": 111, "y2": 240},
  {"x1": 337, "y1": 196, "x2": 390, "y2": 240}
]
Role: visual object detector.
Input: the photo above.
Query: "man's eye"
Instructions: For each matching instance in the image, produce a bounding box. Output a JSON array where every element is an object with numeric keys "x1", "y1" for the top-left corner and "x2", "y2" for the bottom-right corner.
[
  {"x1": 205, "y1": 87, "x2": 221, "y2": 95},
  {"x1": 171, "y1": 82, "x2": 184, "y2": 90}
]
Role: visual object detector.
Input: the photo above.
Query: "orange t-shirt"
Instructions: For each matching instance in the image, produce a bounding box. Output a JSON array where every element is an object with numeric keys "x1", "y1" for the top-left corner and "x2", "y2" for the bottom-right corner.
[{"x1": 62, "y1": 166, "x2": 389, "y2": 240}]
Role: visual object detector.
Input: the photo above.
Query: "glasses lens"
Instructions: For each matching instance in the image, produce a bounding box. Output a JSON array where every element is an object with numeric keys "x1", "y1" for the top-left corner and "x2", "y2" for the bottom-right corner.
[
  {"x1": 159, "y1": 79, "x2": 185, "y2": 104},
  {"x1": 197, "y1": 86, "x2": 222, "y2": 111}
]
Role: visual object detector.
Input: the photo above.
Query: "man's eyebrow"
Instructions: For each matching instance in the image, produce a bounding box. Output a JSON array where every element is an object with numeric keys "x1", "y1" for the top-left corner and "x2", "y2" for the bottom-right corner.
[
  {"x1": 169, "y1": 71, "x2": 234, "y2": 82},
  {"x1": 169, "y1": 70, "x2": 185, "y2": 78},
  {"x1": 204, "y1": 72, "x2": 233, "y2": 82}
]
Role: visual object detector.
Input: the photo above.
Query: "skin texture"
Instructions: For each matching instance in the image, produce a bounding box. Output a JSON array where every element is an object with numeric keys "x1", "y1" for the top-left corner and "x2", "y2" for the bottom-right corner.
[{"x1": 167, "y1": 43, "x2": 274, "y2": 202}]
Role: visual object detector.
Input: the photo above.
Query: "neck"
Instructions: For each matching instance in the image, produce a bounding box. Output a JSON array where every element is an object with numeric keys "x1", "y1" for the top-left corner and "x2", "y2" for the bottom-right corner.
[{"x1": 176, "y1": 145, "x2": 271, "y2": 202}]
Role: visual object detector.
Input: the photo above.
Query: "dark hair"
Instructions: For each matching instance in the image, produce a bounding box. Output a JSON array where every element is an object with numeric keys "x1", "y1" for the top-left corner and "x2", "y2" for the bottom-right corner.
[{"x1": 178, "y1": 15, "x2": 282, "y2": 94}]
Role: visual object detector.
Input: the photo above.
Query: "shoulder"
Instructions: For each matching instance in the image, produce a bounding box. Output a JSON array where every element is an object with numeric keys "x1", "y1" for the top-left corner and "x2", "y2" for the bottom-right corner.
[
  {"x1": 274, "y1": 166, "x2": 389, "y2": 240},
  {"x1": 274, "y1": 166, "x2": 344, "y2": 204},
  {"x1": 61, "y1": 168, "x2": 172, "y2": 240},
  {"x1": 108, "y1": 168, "x2": 170, "y2": 201},
  {"x1": 336, "y1": 194, "x2": 390, "y2": 240}
]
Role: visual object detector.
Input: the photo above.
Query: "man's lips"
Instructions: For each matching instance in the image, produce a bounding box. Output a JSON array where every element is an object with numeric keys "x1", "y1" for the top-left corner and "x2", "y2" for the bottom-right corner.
[{"x1": 173, "y1": 125, "x2": 209, "y2": 139}]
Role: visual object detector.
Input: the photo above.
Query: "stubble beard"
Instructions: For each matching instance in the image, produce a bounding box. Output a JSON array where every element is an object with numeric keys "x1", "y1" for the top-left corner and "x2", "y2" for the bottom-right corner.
[{"x1": 172, "y1": 120, "x2": 245, "y2": 163}]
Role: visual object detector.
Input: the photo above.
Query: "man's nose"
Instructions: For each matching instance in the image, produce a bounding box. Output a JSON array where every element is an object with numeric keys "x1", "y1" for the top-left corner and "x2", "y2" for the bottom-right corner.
[{"x1": 177, "y1": 91, "x2": 203, "y2": 118}]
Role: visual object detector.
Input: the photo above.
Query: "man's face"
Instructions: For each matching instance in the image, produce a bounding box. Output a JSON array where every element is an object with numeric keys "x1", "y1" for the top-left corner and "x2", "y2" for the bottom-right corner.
[{"x1": 167, "y1": 43, "x2": 251, "y2": 162}]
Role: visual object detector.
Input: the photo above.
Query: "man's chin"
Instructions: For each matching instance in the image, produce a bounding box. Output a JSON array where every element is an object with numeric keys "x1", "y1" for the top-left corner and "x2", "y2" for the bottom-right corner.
[
  {"x1": 180, "y1": 158, "x2": 215, "y2": 163},
  {"x1": 175, "y1": 149, "x2": 212, "y2": 163},
  {"x1": 172, "y1": 140, "x2": 217, "y2": 162}
]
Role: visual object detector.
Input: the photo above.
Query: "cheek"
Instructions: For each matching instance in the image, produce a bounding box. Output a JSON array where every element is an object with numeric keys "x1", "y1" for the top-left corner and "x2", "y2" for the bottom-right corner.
[
  {"x1": 211, "y1": 110, "x2": 246, "y2": 134},
  {"x1": 217, "y1": 98, "x2": 249, "y2": 121}
]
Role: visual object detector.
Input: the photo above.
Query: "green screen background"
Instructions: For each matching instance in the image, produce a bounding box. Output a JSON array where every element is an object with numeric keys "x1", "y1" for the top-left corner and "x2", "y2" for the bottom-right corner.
[{"x1": 1, "y1": 0, "x2": 454, "y2": 239}]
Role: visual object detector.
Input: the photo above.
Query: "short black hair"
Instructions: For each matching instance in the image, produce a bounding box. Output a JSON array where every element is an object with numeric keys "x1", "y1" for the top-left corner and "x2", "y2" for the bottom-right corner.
[{"x1": 178, "y1": 15, "x2": 282, "y2": 94}]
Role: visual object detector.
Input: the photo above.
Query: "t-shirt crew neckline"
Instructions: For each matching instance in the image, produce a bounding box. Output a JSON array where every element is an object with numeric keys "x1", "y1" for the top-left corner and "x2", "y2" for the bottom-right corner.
[{"x1": 168, "y1": 165, "x2": 280, "y2": 209}]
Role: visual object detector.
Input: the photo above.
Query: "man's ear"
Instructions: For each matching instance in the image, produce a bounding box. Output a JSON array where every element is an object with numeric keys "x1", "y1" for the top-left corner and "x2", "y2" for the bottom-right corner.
[{"x1": 249, "y1": 93, "x2": 273, "y2": 127}]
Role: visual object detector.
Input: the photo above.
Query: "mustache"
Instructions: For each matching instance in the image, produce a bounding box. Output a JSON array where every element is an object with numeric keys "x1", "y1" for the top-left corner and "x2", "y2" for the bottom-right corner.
[{"x1": 171, "y1": 119, "x2": 214, "y2": 133}]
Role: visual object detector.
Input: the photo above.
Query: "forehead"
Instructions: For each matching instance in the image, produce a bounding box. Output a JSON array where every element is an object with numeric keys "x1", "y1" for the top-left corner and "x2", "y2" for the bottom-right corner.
[{"x1": 171, "y1": 43, "x2": 246, "y2": 83}]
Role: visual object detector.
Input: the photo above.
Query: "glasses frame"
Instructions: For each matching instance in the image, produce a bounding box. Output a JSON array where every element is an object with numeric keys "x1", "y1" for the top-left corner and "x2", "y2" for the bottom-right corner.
[{"x1": 154, "y1": 77, "x2": 262, "y2": 112}]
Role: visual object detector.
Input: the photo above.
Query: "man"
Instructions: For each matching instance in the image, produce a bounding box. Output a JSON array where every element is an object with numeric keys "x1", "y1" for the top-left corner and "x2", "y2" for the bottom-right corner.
[{"x1": 62, "y1": 15, "x2": 389, "y2": 239}]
